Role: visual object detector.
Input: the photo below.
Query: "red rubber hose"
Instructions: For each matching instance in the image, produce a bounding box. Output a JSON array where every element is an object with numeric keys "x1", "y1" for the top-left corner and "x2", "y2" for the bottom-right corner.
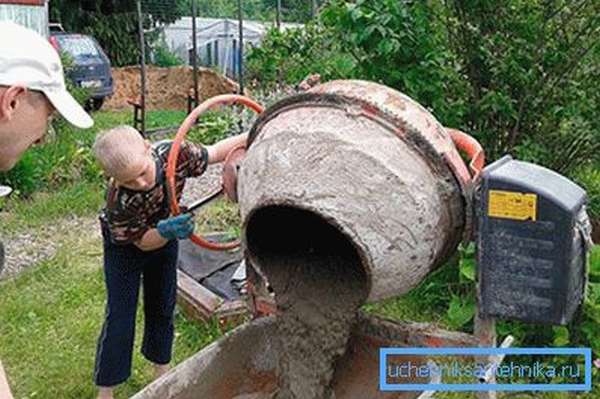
[{"x1": 447, "y1": 128, "x2": 485, "y2": 181}]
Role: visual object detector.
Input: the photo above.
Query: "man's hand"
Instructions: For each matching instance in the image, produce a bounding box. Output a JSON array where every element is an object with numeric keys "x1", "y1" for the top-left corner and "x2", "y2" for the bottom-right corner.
[
  {"x1": 296, "y1": 73, "x2": 321, "y2": 91},
  {"x1": 157, "y1": 214, "x2": 195, "y2": 240}
]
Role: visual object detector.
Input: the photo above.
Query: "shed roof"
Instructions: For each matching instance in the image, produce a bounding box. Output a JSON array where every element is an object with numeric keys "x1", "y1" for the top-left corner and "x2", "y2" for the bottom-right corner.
[{"x1": 0, "y1": 1, "x2": 45, "y2": 5}]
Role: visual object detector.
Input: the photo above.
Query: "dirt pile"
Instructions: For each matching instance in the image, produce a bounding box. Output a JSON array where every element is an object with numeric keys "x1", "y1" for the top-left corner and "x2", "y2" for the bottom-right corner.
[
  {"x1": 105, "y1": 66, "x2": 239, "y2": 111},
  {"x1": 246, "y1": 206, "x2": 369, "y2": 399}
]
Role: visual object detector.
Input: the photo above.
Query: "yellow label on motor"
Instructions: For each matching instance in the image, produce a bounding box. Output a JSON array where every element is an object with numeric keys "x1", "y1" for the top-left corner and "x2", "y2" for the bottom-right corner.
[{"x1": 488, "y1": 190, "x2": 537, "y2": 221}]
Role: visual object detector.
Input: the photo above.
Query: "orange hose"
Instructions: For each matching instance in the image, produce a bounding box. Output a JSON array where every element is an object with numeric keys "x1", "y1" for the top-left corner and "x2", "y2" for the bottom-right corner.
[
  {"x1": 167, "y1": 94, "x2": 264, "y2": 250},
  {"x1": 447, "y1": 128, "x2": 485, "y2": 181}
]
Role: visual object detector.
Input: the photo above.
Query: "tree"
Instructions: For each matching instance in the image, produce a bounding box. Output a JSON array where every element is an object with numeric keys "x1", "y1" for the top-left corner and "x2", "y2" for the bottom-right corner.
[
  {"x1": 50, "y1": 0, "x2": 183, "y2": 66},
  {"x1": 177, "y1": 0, "x2": 323, "y2": 23},
  {"x1": 320, "y1": 0, "x2": 600, "y2": 171},
  {"x1": 445, "y1": 0, "x2": 600, "y2": 169}
]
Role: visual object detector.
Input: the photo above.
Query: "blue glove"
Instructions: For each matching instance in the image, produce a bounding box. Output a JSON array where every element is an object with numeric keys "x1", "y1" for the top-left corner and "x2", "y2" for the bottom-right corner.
[{"x1": 157, "y1": 214, "x2": 195, "y2": 240}]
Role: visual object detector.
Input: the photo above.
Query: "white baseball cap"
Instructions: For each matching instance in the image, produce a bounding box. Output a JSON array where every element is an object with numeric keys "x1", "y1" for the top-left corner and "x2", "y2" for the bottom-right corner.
[{"x1": 0, "y1": 21, "x2": 93, "y2": 129}]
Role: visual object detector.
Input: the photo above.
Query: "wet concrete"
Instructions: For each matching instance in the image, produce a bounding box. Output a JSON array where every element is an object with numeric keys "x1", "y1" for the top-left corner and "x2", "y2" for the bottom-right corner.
[
  {"x1": 131, "y1": 311, "x2": 447, "y2": 399},
  {"x1": 246, "y1": 206, "x2": 369, "y2": 399}
]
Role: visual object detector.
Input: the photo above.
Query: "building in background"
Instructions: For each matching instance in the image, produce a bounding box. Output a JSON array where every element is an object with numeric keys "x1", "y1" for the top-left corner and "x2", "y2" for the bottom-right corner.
[
  {"x1": 0, "y1": 0, "x2": 49, "y2": 37},
  {"x1": 159, "y1": 17, "x2": 302, "y2": 78}
]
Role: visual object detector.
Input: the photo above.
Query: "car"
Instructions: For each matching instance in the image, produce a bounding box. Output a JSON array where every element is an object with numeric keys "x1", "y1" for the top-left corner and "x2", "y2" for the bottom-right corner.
[
  {"x1": 49, "y1": 23, "x2": 65, "y2": 33},
  {"x1": 50, "y1": 32, "x2": 114, "y2": 111}
]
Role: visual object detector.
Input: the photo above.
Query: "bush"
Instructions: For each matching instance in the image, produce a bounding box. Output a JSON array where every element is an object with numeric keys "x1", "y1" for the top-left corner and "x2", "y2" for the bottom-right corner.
[
  {"x1": 0, "y1": 122, "x2": 102, "y2": 197},
  {"x1": 185, "y1": 110, "x2": 238, "y2": 145},
  {"x1": 152, "y1": 44, "x2": 184, "y2": 67},
  {"x1": 573, "y1": 166, "x2": 600, "y2": 219},
  {"x1": 245, "y1": 24, "x2": 356, "y2": 89},
  {"x1": 248, "y1": 0, "x2": 600, "y2": 178},
  {"x1": 60, "y1": 52, "x2": 91, "y2": 106}
]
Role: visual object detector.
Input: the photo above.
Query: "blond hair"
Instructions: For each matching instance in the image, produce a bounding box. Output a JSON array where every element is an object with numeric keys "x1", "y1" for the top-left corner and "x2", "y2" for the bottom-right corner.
[{"x1": 93, "y1": 125, "x2": 147, "y2": 177}]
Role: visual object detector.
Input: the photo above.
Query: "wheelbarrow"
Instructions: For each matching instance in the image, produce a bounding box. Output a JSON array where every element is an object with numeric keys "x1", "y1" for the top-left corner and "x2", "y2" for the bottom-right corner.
[{"x1": 131, "y1": 312, "x2": 479, "y2": 399}]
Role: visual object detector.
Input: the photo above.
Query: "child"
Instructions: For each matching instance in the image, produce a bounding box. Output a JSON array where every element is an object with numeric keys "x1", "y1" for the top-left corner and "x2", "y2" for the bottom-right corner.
[{"x1": 92, "y1": 125, "x2": 247, "y2": 399}]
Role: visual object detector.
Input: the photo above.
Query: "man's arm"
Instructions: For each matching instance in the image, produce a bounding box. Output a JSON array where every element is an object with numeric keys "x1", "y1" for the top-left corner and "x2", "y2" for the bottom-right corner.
[
  {"x1": 205, "y1": 133, "x2": 248, "y2": 164},
  {"x1": 0, "y1": 360, "x2": 14, "y2": 399}
]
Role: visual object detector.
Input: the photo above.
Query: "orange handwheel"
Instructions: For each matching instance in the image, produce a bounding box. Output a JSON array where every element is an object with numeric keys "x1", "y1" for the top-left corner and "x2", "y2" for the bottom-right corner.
[
  {"x1": 446, "y1": 128, "x2": 485, "y2": 182},
  {"x1": 167, "y1": 94, "x2": 264, "y2": 250}
]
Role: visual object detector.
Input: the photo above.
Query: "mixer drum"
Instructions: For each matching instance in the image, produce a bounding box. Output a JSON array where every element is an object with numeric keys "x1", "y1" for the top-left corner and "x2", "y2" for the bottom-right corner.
[{"x1": 239, "y1": 80, "x2": 471, "y2": 302}]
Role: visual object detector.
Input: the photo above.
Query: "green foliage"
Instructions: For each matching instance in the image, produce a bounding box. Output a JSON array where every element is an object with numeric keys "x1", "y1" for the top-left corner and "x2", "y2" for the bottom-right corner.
[
  {"x1": 320, "y1": 0, "x2": 467, "y2": 127},
  {"x1": 445, "y1": 0, "x2": 600, "y2": 168},
  {"x1": 369, "y1": 243, "x2": 600, "y2": 390},
  {"x1": 152, "y1": 44, "x2": 184, "y2": 67},
  {"x1": 446, "y1": 294, "x2": 475, "y2": 330},
  {"x1": 185, "y1": 110, "x2": 237, "y2": 145},
  {"x1": 180, "y1": 0, "x2": 267, "y2": 21},
  {"x1": 59, "y1": 52, "x2": 91, "y2": 106},
  {"x1": 246, "y1": 24, "x2": 356, "y2": 88},
  {"x1": 573, "y1": 166, "x2": 600, "y2": 218},
  {"x1": 446, "y1": 243, "x2": 476, "y2": 329},
  {"x1": 251, "y1": 0, "x2": 600, "y2": 177},
  {"x1": 0, "y1": 56, "x2": 95, "y2": 196},
  {"x1": 81, "y1": 12, "x2": 141, "y2": 67},
  {"x1": 178, "y1": 0, "x2": 323, "y2": 23},
  {"x1": 0, "y1": 110, "x2": 106, "y2": 196},
  {"x1": 50, "y1": 0, "x2": 322, "y2": 67},
  {"x1": 0, "y1": 129, "x2": 101, "y2": 196},
  {"x1": 0, "y1": 109, "x2": 235, "y2": 197}
]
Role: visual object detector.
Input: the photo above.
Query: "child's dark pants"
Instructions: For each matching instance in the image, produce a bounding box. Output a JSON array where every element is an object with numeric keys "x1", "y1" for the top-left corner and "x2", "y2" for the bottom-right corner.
[{"x1": 94, "y1": 224, "x2": 178, "y2": 387}]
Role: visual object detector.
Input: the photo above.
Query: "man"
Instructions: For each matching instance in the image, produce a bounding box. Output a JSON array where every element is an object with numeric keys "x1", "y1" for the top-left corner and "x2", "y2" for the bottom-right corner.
[
  {"x1": 0, "y1": 21, "x2": 93, "y2": 171},
  {"x1": 0, "y1": 21, "x2": 93, "y2": 399}
]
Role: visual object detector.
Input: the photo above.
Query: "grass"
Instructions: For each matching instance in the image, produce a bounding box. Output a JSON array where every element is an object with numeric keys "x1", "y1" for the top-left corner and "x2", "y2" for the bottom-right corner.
[
  {"x1": 0, "y1": 108, "x2": 237, "y2": 199},
  {"x1": 0, "y1": 228, "x2": 223, "y2": 399},
  {"x1": 0, "y1": 108, "x2": 242, "y2": 398},
  {"x1": 194, "y1": 198, "x2": 242, "y2": 239},
  {"x1": 0, "y1": 181, "x2": 244, "y2": 398},
  {"x1": 0, "y1": 181, "x2": 104, "y2": 235}
]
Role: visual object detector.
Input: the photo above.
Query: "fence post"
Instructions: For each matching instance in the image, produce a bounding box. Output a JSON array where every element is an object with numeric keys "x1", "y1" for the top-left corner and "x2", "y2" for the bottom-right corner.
[{"x1": 136, "y1": 0, "x2": 147, "y2": 137}]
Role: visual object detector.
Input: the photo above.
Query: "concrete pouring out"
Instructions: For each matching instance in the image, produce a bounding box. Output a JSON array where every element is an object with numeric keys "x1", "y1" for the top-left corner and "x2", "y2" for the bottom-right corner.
[{"x1": 245, "y1": 206, "x2": 369, "y2": 399}]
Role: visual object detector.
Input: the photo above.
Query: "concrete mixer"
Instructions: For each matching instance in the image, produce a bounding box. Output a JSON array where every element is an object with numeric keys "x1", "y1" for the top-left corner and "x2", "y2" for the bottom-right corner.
[{"x1": 132, "y1": 80, "x2": 591, "y2": 399}]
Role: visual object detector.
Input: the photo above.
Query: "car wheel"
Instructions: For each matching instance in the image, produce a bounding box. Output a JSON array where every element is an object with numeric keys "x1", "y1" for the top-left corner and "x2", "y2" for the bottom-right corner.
[
  {"x1": 92, "y1": 97, "x2": 105, "y2": 111},
  {"x1": 85, "y1": 98, "x2": 105, "y2": 112}
]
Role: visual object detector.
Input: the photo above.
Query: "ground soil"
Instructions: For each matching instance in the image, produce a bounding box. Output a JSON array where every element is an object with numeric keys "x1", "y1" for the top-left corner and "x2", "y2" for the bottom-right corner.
[{"x1": 105, "y1": 66, "x2": 239, "y2": 111}]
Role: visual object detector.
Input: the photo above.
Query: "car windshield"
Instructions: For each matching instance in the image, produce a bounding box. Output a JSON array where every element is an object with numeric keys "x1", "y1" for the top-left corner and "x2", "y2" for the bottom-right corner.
[{"x1": 56, "y1": 35, "x2": 100, "y2": 58}]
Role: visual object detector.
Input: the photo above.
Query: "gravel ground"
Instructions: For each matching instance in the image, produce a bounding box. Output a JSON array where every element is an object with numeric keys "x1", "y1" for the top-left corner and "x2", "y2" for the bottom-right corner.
[
  {"x1": 0, "y1": 163, "x2": 223, "y2": 281},
  {"x1": 180, "y1": 163, "x2": 223, "y2": 206},
  {"x1": 0, "y1": 216, "x2": 100, "y2": 280}
]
